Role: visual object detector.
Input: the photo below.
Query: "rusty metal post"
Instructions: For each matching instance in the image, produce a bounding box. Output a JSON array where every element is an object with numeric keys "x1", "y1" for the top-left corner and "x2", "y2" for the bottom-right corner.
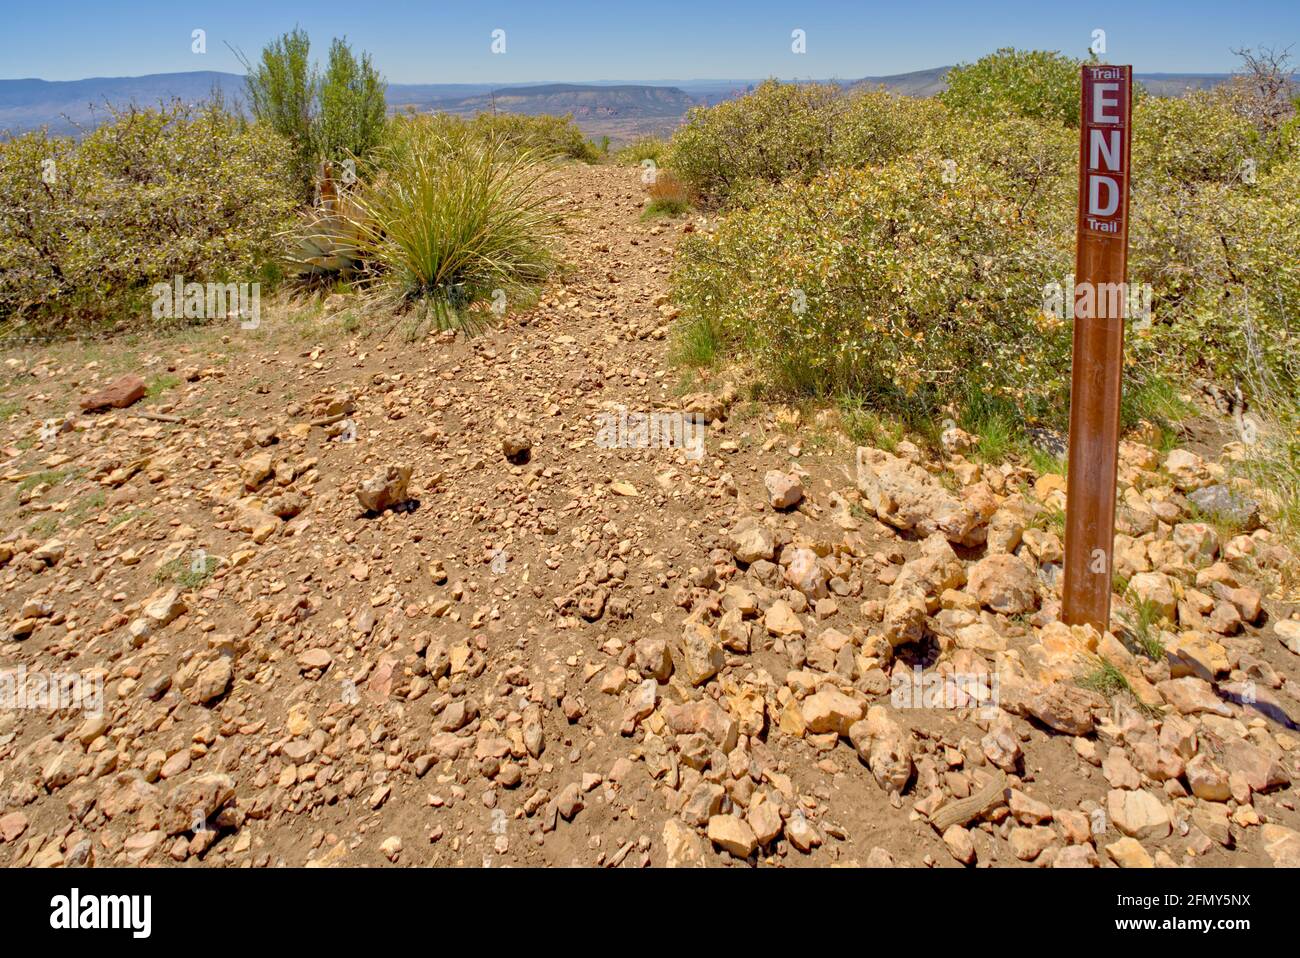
[{"x1": 1062, "y1": 65, "x2": 1133, "y2": 632}]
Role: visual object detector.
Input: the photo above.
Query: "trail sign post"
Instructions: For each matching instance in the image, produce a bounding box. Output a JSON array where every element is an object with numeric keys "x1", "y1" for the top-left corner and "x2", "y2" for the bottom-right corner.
[{"x1": 1063, "y1": 64, "x2": 1133, "y2": 633}]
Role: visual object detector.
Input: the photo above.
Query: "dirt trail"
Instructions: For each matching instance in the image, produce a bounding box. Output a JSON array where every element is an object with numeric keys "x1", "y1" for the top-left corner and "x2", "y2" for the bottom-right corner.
[{"x1": 2, "y1": 163, "x2": 1299, "y2": 869}]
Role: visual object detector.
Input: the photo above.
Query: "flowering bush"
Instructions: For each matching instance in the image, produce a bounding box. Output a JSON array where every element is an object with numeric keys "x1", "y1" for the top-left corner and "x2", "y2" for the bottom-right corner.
[
  {"x1": 674, "y1": 152, "x2": 1072, "y2": 417},
  {"x1": 670, "y1": 60, "x2": 1299, "y2": 425},
  {"x1": 0, "y1": 103, "x2": 296, "y2": 329},
  {"x1": 666, "y1": 80, "x2": 842, "y2": 205},
  {"x1": 1128, "y1": 93, "x2": 1297, "y2": 405}
]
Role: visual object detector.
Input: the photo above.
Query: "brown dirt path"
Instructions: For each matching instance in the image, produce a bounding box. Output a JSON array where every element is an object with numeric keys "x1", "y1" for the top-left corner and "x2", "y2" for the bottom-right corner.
[{"x1": 1, "y1": 162, "x2": 1298, "y2": 869}]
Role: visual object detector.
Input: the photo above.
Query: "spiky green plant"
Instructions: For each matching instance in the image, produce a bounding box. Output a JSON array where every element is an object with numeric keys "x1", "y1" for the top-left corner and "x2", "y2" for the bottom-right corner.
[
  {"x1": 1077, "y1": 655, "x2": 1164, "y2": 718},
  {"x1": 348, "y1": 128, "x2": 566, "y2": 337},
  {"x1": 1119, "y1": 590, "x2": 1168, "y2": 660}
]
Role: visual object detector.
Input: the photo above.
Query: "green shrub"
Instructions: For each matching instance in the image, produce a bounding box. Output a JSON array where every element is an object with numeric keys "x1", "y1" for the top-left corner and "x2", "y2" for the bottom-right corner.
[
  {"x1": 667, "y1": 78, "x2": 1076, "y2": 212},
  {"x1": 667, "y1": 49, "x2": 1300, "y2": 439},
  {"x1": 0, "y1": 103, "x2": 296, "y2": 329},
  {"x1": 347, "y1": 124, "x2": 567, "y2": 335},
  {"x1": 672, "y1": 154, "x2": 1071, "y2": 418},
  {"x1": 315, "y1": 38, "x2": 388, "y2": 173},
  {"x1": 468, "y1": 112, "x2": 601, "y2": 161},
  {"x1": 295, "y1": 110, "x2": 592, "y2": 285},
  {"x1": 239, "y1": 29, "x2": 387, "y2": 202},
  {"x1": 666, "y1": 79, "x2": 842, "y2": 205},
  {"x1": 831, "y1": 90, "x2": 948, "y2": 168},
  {"x1": 616, "y1": 136, "x2": 668, "y2": 166},
  {"x1": 1129, "y1": 94, "x2": 1298, "y2": 407},
  {"x1": 940, "y1": 48, "x2": 1082, "y2": 126},
  {"x1": 238, "y1": 28, "x2": 318, "y2": 201},
  {"x1": 380, "y1": 112, "x2": 599, "y2": 163},
  {"x1": 1133, "y1": 93, "x2": 1261, "y2": 184}
]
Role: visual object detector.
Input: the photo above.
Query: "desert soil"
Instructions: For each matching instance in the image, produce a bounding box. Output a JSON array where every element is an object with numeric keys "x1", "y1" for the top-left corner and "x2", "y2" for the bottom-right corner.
[{"x1": 1, "y1": 162, "x2": 1299, "y2": 869}]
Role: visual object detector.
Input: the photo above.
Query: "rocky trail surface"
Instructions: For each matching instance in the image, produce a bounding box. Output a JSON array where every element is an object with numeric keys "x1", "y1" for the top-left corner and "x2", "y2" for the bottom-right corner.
[{"x1": 2, "y1": 163, "x2": 1300, "y2": 869}]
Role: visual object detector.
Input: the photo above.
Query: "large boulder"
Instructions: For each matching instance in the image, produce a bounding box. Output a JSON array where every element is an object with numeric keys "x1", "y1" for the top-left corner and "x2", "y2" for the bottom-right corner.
[
  {"x1": 967, "y1": 554, "x2": 1038, "y2": 614},
  {"x1": 80, "y1": 374, "x2": 146, "y2": 412},
  {"x1": 356, "y1": 465, "x2": 412, "y2": 512},
  {"x1": 1188, "y1": 484, "x2": 1261, "y2": 531},
  {"x1": 856, "y1": 447, "x2": 983, "y2": 546}
]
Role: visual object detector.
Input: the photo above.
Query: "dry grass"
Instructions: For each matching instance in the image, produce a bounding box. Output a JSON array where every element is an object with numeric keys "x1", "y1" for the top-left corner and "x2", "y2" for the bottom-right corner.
[{"x1": 644, "y1": 171, "x2": 692, "y2": 218}]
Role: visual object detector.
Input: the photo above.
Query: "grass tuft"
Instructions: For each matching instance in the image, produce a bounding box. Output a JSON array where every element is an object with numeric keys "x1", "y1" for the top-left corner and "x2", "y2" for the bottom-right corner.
[
  {"x1": 1077, "y1": 656, "x2": 1163, "y2": 717},
  {"x1": 155, "y1": 554, "x2": 220, "y2": 588},
  {"x1": 1118, "y1": 590, "x2": 1168, "y2": 660},
  {"x1": 345, "y1": 127, "x2": 567, "y2": 338}
]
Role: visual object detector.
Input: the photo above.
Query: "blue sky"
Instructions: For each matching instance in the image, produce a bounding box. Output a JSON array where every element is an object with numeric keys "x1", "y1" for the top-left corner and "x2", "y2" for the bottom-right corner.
[{"x1": 4, "y1": 0, "x2": 1297, "y2": 82}]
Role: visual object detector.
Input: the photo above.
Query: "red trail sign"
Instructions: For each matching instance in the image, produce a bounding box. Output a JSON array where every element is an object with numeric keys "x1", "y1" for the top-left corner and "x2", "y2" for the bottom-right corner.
[{"x1": 1062, "y1": 64, "x2": 1133, "y2": 632}]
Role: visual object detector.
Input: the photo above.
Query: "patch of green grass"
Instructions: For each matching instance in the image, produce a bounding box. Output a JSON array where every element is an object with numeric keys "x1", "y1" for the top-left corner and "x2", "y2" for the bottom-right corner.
[
  {"x1": 1077, "y1": 656, "x2": 1129, "y2": 697},
  {"x1": 107, "y1": 508, "x2": 149, "y2": 530},
  {"x1": 68, "y1": 490, "x2": 106, "y2": 525},
  {"x1": 155, "y1": 553, "x2": 220, "y2": 588},
  {"x1": 0, "y1": 400, "x2": 22, "y2": 420},
  {"x1": 144, "y1": 373, "x2": 182, "y2": 401},
  {"x1": 671, "y1": 315, "x2": 722, "y2": 368},
  {"x1": 615, "y1": 136, "x2": 667, "y2": 166},
  {"x1": 1122, "y1": 374, "x2": 1194, "y2": 448},
  {"x1": 1029, "y1": 503, "x2": 1066, "y2": 537},
  {"x1": 1119, "y1": 590, "x2": 1167, "y2": 660},
  {"x1": 671, "y1": 368, "x2": 701, "y2": 396},
  {"x1": 16, "y1": 469, "x2": 69, "y2": 496},
  {"x1": 27, "y1": 515, "x2": 58, "y2": 538},
  {"x1": 1077, "y1": 656, "x2": 1163, "y2": 717},
  {"x1": 838, "y1": 394, "x2": 904, "y2": 452},
  {"x1": 1184, "y1": 501, "x2": 1250, "y2": 544},
  {"x1": 958, "y1": 389, "x2": 1026, "y2": 464},
  {"x1": 972, "y1": 413, "x2": 1015, "y2": 463},
  {"x1": 89, "y1": 349, "x2": 142, "y2": 377},
  {"x1": 1236, "y1": 426, "x2": 1300, "y2": 594},
  {"x1": 1027, "y1": 446, "x2": 1066, "y2": 477},
  {"x1": 641, "y1": 197, "x2": 691, "y2": 219}
]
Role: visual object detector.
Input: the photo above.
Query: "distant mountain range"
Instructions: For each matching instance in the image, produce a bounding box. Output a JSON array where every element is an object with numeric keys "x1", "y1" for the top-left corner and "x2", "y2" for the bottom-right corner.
[
  {"x1": 409, "y1": 83, "x2": 698, "y2": 120},
  {"x1": 0, "y1": 68, "x2": 1239, "y2": 140}
]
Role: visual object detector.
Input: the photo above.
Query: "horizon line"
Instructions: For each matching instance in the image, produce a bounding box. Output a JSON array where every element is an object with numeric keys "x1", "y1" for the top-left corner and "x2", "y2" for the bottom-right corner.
[{"x1": 0, "y1": 66, "x2": 1249, "y2": 86}]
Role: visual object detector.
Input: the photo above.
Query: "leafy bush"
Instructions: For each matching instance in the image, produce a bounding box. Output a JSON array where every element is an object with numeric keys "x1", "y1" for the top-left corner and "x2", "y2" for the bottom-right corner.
[
  {"x1": 467, "y1": 112, "x2": 601, "y2": 161},
  {"x1": 239, "y1": 29, "x2": 387, "y2": 201},
  {"x1": 616, "y1": 136, "x2": 668, "y2": 166},
  {"x1": 666, "y1": 80, "x2": 842, "y2": 205},
  {"x1": 315, "y1": 38, "x2": 388, "y2": 173},
  {"x1": 1133, "y1": 93, "x2": 1261, "y2": 184},
  {"x1": 666, "y1": 79, "x2": 1073, "y2": 211},
  {"x1": 831, "y1": 90, "x2": 948, "y2": 168},
  {"x1": 668, "y1": 48, "x2": 1300, "y2": 438},
  {"x1": 672, "y1": 154, "x2": 1071, "y2": 418},
  {"x1": 346, "y1": 123, "x2": 567, "y2": 335},
  {"x1": 0, "y1": 103, "x2": 296, "y2": 328},
  {"x1": 378, "y1": 112, "x2": 599, "y2": 163},
  {"x1": 238, "y1": 28, "x2": 318, "y2": 200},
  {"x1": 940, "y1": 48, "x2": 1082, "y2": 126},
  {"x1": 1129, "y1": 93, "x2": 1297, "y2": 407}
]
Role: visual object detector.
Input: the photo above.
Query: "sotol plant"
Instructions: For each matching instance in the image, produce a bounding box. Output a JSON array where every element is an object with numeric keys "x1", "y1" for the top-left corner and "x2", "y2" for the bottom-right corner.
[{"x1": 346, "y1": 125, "x2": 567, "y2": 337}]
